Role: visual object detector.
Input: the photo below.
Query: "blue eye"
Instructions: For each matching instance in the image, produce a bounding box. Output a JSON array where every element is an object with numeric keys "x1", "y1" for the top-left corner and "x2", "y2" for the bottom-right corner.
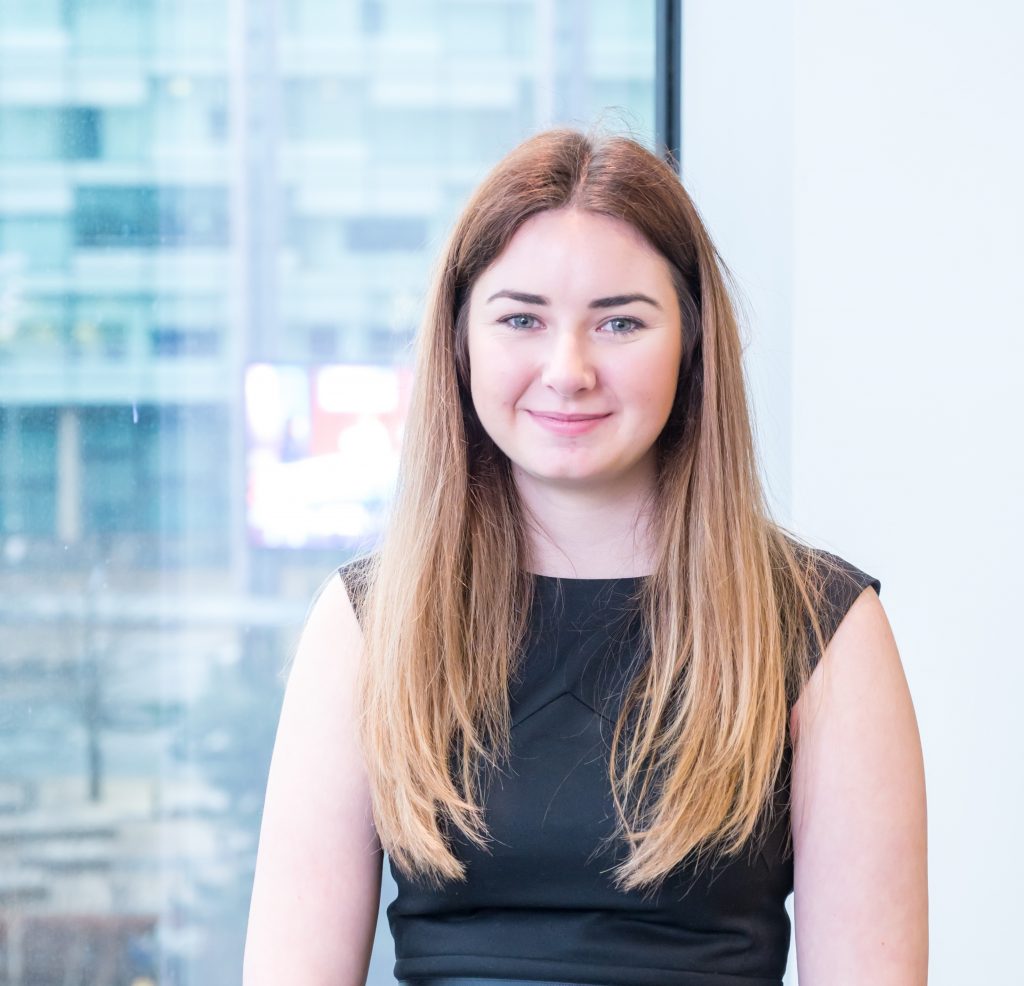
[
  {"x1": 603, "y1": 316, "x2": 642, "y2": 335},
  {"x1": 502, "y1": 314, "x2": 540, "y2": 330}
]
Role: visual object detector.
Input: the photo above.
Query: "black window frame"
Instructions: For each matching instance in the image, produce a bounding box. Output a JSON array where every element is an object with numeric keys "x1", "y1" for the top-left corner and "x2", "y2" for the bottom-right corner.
[{"x1": 655, "y1": 0, "x2": 684, "y2": 173}]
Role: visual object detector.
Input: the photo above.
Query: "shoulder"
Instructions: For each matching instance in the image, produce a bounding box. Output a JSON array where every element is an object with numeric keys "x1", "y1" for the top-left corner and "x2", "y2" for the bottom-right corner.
[
  {"x1": 791, "y1": 580, "x2": 890, "y2": 737},
  {"x1": 279, "y1": 564, "x2": 365, "y2": 684},
  {"x1": 244, "y1": 564, "x2": 381, "y2": 981},
  {"x1": 789, "y1": 577, "x2": 928, "y2": 980},
  {"x1": 802, "y1": 547, "x2": 882, "y2": 658},
  {"x1": 284, "y1": 566, "x2": 367, "y2": 754},
  {"x1": 778, "y1": 541, "x2": 879, "y2": 695},
  {"x1": 780, "y1": 541, "x2": 882, "y2": 708},
  {"x1": 296, "y1": 561, "x2": 364, "y2": 655}
]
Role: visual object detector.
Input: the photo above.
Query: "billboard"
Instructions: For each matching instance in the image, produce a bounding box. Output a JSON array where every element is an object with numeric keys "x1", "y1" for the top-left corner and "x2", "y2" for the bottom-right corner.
[{"x1": 244, "y1": 363, "x2": 412, "y2": 549}]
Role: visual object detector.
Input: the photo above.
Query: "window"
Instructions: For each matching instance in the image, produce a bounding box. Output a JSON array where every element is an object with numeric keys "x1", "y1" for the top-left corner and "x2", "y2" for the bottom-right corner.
[
  {"x1": 79, "y1": 404, "x2": 229, "y2": 545},
  {"x1": 0, "y1": 407, "x2": 57, "y2": 537},
  {"x1": 0, "y1": 2, "x2": 664, "y2": 981},
  {"x1": 60, "y1": 108, "x2": 102, "y2": 160},
  {"x1": 74, "y1": 187, "x2": 230, "y2": 249}
]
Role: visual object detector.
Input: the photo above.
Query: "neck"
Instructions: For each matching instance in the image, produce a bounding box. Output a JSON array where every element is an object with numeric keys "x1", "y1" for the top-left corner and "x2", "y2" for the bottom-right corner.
[{"x1": 514, "y1": 466, "x2": 659, "y2": 579}]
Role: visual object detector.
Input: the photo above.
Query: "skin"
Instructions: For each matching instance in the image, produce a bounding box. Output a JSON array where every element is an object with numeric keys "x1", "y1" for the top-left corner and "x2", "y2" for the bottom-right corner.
[
  {"x1": 244, "y1": 206, "x2": 927, "y2": 985},
  {"x1": 466, "y1": 207, "x2": 683, "y2": 577},
  {"x1": 243, "y1": 575, "x2": 382, "y2": 985},
  {"x1": 790, "y1": 588, "x2": 928, "y2": 984}
]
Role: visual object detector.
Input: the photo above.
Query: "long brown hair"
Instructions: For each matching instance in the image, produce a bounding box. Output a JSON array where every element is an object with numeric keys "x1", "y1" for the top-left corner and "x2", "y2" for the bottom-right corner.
[{"x1": 355, "y1": 127, "x2": 842, "y2": 891}]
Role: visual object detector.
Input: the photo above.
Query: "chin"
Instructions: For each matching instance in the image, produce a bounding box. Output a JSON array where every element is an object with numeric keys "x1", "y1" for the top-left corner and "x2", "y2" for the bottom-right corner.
[{"x1": 520, "y1": 464, "x2": 612, "y2": 488}]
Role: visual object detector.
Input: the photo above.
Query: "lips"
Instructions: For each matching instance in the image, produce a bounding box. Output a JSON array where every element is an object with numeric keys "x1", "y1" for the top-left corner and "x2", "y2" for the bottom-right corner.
[
  {"x1": 525, "y1": 410, "x2": 611, "y2": 436},
  {"x1": 530, "y1": 412, "x2": 607, "y2": 421}
]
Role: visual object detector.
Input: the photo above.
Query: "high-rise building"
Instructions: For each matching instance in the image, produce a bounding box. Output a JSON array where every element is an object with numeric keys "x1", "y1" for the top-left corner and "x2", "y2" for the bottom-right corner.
[{"x1": 0, "y1": 2, "x2": 655, "y2": 981}]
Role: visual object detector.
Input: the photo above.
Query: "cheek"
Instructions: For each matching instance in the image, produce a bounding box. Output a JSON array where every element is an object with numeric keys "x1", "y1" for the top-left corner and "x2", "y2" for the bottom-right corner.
[
  {"x1": 466, "y1": 328, "x2": 490, "y2": 401},
  {"x1": 629, "y1": 381, "x2": 678, "y2": 442},
  {"x1": 467, "y1": 334, "x2": 509, "y2": 420},
  {"x1": 473, "y1": 376, "x2": 526, "y2": 423},
  {"x1": 469, "y1": 336, "x2": 532, "y2": 412},
  {"x1": 629, "y1": 354, "x2": 680, "y2": 419},
  {"x1": 659, "y1": 364, "x2": 682, "y2": 413},
  {"x1": 655, "y1": 336, "x2": 683, "y2": 410}
]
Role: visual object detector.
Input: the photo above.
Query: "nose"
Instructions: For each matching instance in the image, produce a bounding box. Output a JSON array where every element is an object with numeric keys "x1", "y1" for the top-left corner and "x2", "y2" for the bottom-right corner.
[{"x1": 540, "y1": 331, "x2": 596, "y2": 397}]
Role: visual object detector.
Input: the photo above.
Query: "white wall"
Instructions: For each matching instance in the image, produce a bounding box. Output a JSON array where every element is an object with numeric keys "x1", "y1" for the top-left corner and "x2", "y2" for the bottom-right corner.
[{"x1": 683, "y1": 1, "x2": 1024, "y2": 982}]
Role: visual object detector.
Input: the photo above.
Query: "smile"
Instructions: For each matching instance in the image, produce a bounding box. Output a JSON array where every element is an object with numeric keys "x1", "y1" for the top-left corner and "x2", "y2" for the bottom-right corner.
[{"x1": 525, "y1": 411, "x2": 611, "y2": 436}]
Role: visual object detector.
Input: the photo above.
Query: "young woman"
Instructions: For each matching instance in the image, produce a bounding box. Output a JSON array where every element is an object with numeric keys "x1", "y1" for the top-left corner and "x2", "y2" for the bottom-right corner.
[{"x1": 244, "y1": 129, "x2": 928, "y2": 986}]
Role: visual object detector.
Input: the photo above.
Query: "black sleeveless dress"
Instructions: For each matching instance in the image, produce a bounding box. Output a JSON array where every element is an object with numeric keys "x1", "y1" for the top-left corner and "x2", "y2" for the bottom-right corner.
[{"x1": 339, "y1": 552, "x2": 880, "y2": 986}]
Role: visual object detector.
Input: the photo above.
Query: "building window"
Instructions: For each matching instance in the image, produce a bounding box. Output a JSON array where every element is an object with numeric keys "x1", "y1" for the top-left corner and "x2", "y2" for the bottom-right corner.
[
  {"x1": 344, "y1": 216, "x2": 428, "y2": 252},
  {"x1": 0, "y1": 407, "x2": 58, "y2": 537},
  {"x1": 1, "y1": 1, "x2": 659, "y2": 980},
  {"x1": 60, "y1": 108, "x2": 102, "y2": 160},
  {"x1": 149, "y1": 327, "x2": 220, "y2": 358},
  {"x1": 74, "y1": 187, "x2": 230, "y2": 249},
  {"x1": 80, "y1": 405, "x2": 229, "y2": 544}
]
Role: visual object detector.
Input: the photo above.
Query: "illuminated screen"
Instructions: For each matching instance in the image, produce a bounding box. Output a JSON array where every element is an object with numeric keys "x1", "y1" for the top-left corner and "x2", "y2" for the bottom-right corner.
[{"x1": 244, "y1": 363, "x2": 412, "y2": 549}]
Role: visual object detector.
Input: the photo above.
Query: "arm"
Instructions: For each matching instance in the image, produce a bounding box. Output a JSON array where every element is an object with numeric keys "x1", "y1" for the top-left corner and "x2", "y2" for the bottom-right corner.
[
  {"x1": 243, "y1": 573, "x2": 383, "y2": 986},
  {"x1": 790, "y1": 587, "x2": 928, "y2": 984}
]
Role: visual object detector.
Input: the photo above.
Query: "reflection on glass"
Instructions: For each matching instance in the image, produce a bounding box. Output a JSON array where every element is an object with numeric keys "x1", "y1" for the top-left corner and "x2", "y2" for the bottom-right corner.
[
  {"x1": 245, "y1": 363, "x2": 411, "y2": 550},
  {"x1": 0, "y1": 1, "x2": 655, "y2": 982}
]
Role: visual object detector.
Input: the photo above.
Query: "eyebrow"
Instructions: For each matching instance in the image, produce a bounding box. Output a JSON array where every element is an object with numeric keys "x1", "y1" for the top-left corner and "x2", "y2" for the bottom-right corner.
[{"x1": 485, "y1": 289, "x2": 662, "y2": 311}]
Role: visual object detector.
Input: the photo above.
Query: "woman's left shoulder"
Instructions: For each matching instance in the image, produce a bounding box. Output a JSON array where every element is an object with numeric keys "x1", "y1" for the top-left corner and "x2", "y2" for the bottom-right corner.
[
  {"x1": 789, "y1": 567, "x2": 928, "y2": 981},
  {"x1": 790, "y1": 551, "x2": 902, "y2": 756},
  {"x1": 806, "y1": 547, "x2": 883, "y2": 641}
]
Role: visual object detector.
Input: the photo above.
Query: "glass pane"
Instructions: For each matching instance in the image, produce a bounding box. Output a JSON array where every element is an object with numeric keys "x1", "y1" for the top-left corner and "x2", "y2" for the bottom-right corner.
[{"x1": 0, "y1": 1, "x2": 656, "y2": 982}]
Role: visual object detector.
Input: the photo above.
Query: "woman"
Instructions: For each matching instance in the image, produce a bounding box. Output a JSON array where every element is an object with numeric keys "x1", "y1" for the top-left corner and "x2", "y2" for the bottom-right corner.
[{"x1": 244, "y1": 129, "x2": 927, "y2": 985}]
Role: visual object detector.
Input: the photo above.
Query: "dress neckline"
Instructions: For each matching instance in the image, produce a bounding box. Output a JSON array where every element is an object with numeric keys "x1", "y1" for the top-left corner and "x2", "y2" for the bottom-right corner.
[{"x1": 527, "y1": 572, "x2": 649, "y2": 583}]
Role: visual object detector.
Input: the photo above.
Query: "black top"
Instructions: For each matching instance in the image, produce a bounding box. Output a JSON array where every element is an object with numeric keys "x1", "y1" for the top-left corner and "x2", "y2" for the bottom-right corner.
[{"x1": 339, "y1": 552, "x2": 880, "y2": 986}]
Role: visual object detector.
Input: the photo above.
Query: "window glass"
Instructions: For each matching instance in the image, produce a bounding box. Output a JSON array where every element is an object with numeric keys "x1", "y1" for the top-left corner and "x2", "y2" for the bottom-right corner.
[
  {"x1": 0, "y1": 408, "x2": 58, "y2": 536},
  {"x1": 0, "y1": 217, "x2": 72, "y2": 270},
  {"x1": 0, "y1": 0, "x2": 66, "y2": 32},
  {"x1": 0, "y1": 2, "x2": 656, "y2": 982},
  {"x1": 68, "y1": 0, "x2": 153, "y2": 55}
]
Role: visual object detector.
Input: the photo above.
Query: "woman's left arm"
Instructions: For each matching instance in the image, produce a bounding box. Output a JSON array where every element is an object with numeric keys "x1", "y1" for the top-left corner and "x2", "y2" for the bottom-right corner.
[{"x1": 790, "y1": 586, "x2": 928, "y2": 985}]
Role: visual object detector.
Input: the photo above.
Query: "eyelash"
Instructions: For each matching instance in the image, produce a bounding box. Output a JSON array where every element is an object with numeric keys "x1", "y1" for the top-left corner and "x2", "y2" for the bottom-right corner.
[{"x1": 499, "y1": 313, "x2": 645, "y2": 336}]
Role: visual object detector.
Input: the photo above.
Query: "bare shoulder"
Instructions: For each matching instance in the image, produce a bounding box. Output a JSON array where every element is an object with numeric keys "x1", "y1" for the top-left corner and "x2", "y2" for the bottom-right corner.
[
  {"x1": 295, "y1": 569, "x2": 364, "y2": 670},
  {"x1": 274, "y1": 570, "x2": 367, "y2": 751},
  {"x1": 243, "y1": 570, "x2": 381, "y2": 985},
  {"x1": 792, "y1": 585, "x2": 899, "y2": 738},
  {"x1": 790, "y1": 586, "x2": 928, "y2": 985}
]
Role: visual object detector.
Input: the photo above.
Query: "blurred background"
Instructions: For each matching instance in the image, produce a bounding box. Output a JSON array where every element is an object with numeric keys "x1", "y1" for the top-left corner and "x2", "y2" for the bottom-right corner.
[
  {"x1": 1, "y1": 1, "x2": 1021, "y2": 985},
  {"x1": 0, "y1": 1, "x2": 656, "y2": 983}
]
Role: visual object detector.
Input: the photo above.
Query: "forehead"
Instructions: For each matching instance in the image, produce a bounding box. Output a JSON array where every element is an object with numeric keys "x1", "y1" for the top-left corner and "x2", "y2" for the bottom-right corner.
[{"x1": 472, "y1": 208, "x2": 673, "y2": 296}]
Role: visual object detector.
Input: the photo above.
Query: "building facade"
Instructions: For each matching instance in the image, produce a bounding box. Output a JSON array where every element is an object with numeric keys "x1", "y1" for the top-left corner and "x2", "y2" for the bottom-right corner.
[{"x1": 0, "y1": 1, "x2": 655, "y2": 982}]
